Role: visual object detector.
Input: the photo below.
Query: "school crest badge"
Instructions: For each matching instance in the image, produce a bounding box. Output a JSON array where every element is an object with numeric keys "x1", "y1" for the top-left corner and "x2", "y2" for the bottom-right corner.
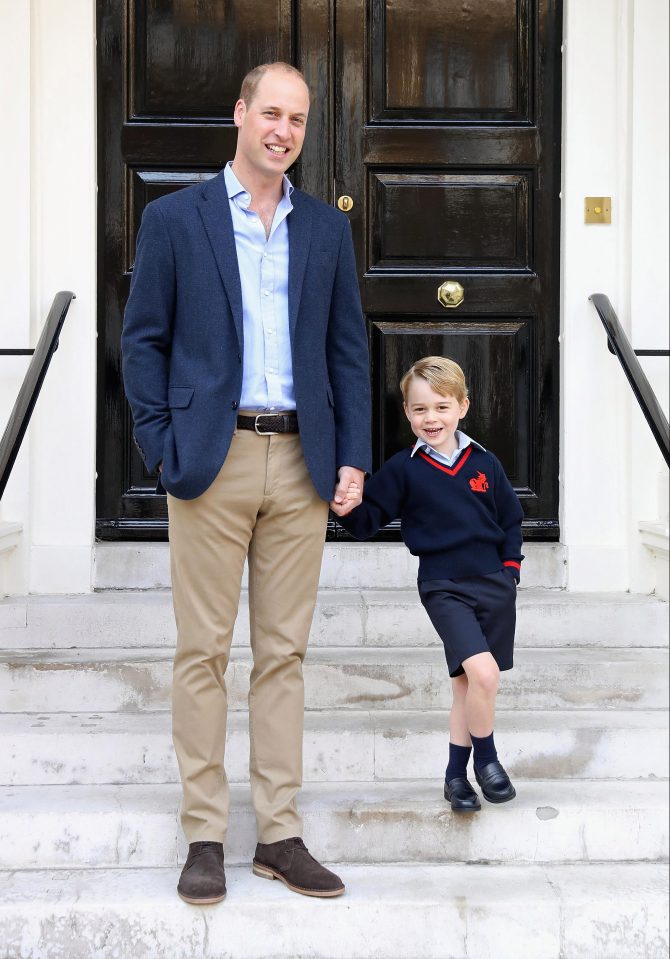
[{"x1": 469, "y1": 471, "x2": 489, "y2": 493}]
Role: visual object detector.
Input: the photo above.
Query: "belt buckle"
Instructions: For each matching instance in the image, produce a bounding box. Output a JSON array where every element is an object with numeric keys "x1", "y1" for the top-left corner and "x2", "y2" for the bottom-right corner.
[{"x1": 254, "y1": 413, "x2": 279, "y2": 435}]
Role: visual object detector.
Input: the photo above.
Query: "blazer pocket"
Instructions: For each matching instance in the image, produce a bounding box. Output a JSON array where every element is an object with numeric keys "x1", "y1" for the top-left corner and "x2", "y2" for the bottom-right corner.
[{"x1": 168, "y1": 386, "x2": 194, "y2": 409}]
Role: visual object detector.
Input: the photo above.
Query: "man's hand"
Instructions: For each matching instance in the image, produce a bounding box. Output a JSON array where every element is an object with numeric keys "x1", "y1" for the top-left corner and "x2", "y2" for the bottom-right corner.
[{"x1": 330, "y1": 466, "x2": 365, "y2": 517}]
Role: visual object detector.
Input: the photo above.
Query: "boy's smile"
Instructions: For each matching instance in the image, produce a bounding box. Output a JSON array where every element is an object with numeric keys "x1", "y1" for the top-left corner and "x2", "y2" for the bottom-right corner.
[{"x1": 404, "y1": 377, "x2": 469, "y2": 457}]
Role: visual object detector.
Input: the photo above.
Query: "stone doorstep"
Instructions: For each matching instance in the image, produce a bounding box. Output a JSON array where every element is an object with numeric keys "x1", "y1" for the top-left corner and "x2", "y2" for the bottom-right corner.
[
  {"x1": 0, "y1": 588, "x2": 667, "y2": 650},
  {"x1": 0, "y1": 864, "x2": 667, "y2": 959},
  {"x1": 92, "y1": 541, "x2": 569, "y2": 590},
  {"x1": 1, "y1": 710, "x2": 667, "y2": 785},
  {"x1": 0, "y1": 781, "x2": 667, "y2": 870},
  {"x1": 0, "y1": 646, "x2": 668, "y2": 713}
]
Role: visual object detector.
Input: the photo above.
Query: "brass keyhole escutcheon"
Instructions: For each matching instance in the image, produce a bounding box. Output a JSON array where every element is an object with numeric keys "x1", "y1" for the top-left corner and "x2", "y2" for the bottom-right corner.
[
  {"x1": 337, "y1": 195, "x2": 354, "y2": 212},
  {"x1": 437, "y1": 280, "x2": 465, "y2": 309}
]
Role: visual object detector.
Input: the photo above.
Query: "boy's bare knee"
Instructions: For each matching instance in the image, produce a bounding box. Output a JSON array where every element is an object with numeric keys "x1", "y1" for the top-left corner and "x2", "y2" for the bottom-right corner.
[
  {"x1": 479, "y1": 666, "x2": 500, "y2": 697},
  {"x1": 463, "y1": 655, "x2": 500, "y2": 696}
]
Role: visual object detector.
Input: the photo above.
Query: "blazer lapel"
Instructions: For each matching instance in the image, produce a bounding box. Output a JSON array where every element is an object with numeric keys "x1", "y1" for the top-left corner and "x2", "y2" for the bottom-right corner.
[
  {"x1": 287, "y1": 192, "x2": 313, "y2": 340},
  {"x1": 197, "y1": 171, "x2": 244, "y2": 351}
]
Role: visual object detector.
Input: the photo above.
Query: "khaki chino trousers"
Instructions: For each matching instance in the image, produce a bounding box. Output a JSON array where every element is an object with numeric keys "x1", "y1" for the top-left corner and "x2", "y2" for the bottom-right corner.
[{"x1": 167, "y1": 428, "x2": 329, "y2": 844}]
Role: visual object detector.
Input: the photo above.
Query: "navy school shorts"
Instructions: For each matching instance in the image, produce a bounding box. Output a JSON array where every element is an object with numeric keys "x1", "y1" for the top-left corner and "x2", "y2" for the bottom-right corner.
[{"x1": 418, "y1": 569, "x2": 517, "y2": 678}]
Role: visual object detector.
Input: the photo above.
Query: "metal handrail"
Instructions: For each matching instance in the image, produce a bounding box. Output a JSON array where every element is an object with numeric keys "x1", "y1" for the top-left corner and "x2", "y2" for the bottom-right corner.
[
  {"x1": 590, "y1": 293, "x2": 669, "y2": 467},
  {"x1": 0, "y1": 291, "x2": 76, "y2": 499}
]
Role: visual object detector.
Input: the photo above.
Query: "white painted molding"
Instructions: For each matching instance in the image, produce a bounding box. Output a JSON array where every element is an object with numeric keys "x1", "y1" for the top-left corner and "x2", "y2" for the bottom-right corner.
[
  {"x1": 638, "y1": 520, "x2": 669, "y2": 602},
  {"x1": 0, "y1": 521, "x2": 23, "y2": 597},
  {"x1": 0, "y1": 522, "x2": 22, "y2": 554},
  {"x1": 638, "y1": 521, "x2": 670, "y2": 555}
]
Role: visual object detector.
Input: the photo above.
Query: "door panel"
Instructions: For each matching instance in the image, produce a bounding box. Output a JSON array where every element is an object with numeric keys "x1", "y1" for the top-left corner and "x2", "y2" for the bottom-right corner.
[
  {"x1": 130, "y1": 0, "x2": 294, "y2": 119},
  {"x1": 375, "y1": 0, "x2": 530, "y2": 120},
  {"x1": 368, "y1": 172, "x2": 531, "y2": 271}
]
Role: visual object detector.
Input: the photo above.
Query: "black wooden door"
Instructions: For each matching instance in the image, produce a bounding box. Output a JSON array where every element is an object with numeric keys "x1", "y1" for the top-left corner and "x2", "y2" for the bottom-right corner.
[{"x1": 96, "y1": 0, "x2": 562, "y2": 540}]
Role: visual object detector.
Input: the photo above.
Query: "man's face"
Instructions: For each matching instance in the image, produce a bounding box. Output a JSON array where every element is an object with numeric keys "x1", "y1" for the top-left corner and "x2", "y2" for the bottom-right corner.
[{"x1": 233, "y1": 70, "x2": 310, "y2": 179}]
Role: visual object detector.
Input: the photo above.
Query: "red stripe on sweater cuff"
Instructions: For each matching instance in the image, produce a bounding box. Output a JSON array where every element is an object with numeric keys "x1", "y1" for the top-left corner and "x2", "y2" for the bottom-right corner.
[{"x1": 503, "y1": 560, "x2": 521, "y2": 570}]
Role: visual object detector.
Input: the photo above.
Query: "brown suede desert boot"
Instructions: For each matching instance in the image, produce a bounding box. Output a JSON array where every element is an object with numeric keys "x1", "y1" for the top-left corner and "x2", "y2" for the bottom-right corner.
[
  {"x1": 177, "y1": 841, "x2": 226, "y2": 904},
  {"x1": 253, "y1": 837, "x2": 345, "y2": 898}
]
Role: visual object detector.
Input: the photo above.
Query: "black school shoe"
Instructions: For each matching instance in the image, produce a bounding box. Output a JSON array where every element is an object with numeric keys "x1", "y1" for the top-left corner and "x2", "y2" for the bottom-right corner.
[
  {"x1": 444, "y1": 776, "x2": 481, "y2": 812},
  {"x1": 474, "y1": 761, "x2": 517, "y2": 803},
  {"x1": 177, "y1": 841, "x2": 226, "y2": 904}
]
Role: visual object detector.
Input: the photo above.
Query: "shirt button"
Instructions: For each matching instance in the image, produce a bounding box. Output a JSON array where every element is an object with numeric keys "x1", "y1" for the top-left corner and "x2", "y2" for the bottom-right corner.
[{"x1": 263, "y1": 290, "x2": 270, "y2": 296}]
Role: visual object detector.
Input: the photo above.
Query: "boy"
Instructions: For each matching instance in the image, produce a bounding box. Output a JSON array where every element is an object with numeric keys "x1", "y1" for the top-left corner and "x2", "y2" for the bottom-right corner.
[{"x1": 336, "y1": 356, "x2": 523, "y2": 812}]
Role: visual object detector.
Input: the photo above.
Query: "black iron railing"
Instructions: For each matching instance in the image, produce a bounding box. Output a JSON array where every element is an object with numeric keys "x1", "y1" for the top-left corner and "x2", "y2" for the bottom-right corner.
[
  {"x1": 590, "y1": 293, "x2": 669, "y2": 467},
  {"x1": 0, "y1": 291, "x2": 76, "y2": 499}
]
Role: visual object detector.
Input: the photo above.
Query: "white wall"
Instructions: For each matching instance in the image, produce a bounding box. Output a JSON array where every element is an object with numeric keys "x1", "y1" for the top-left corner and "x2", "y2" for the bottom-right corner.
[
  {"x1": 628, "y1": 0, "x2": 669, "y2": 593},
  {"x1": 0, "y1": 0, "x2": 96, "y2": 593},
  {"x1": 0, "y1": 1, "x2": 34, "y2": 593},
  {"x1": 560, "y1": 0, "x2": 668, "y2": 591},
  {"x1": 0, "y1": 0, "x2": 667, "y2": 594}
]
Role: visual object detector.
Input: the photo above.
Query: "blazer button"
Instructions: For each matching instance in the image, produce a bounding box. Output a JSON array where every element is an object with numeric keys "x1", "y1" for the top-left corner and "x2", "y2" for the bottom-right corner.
[{"x1": 231, "y1": 400, "x2": 238, "y2": 410}]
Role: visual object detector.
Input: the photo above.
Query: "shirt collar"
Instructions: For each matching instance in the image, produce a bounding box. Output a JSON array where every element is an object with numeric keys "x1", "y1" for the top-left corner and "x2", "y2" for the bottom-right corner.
[
  {"x1": 410, "y1": 430, "x2": 486, "y2": 458},
  {"x1": 224, "y1": 161, "x2": 294, "y2": 209}
]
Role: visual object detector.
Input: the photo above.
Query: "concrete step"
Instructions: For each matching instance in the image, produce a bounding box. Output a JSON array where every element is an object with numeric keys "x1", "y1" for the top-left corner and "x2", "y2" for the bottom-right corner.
[
  {"x1": 0, "y1": 863, "x2": 667, "y2": 958},
  {"x1": 1, "y1": 710, "x2": 666, "y2": 785},
  {"x1": 1, "y1": 646, "x2": 667, "y2": 713},
  {"x1": 1, "y1": 780, "x2": 666, "y2": 870},
  {"x1": 93, "y1": 540, "x2": 568, "y2": 589},
  {"x1": 1, "y1": 588, "x2": 667, "y2": 651}
]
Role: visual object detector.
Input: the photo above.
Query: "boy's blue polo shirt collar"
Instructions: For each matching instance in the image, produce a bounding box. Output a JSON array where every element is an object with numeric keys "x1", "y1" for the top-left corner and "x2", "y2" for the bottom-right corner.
[{"x1": 410, "y1": 430, "x2": 486, "y2": 468}]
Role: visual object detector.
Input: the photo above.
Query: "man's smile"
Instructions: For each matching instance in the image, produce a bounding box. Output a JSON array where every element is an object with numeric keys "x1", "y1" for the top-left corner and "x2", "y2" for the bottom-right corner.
[{"x1": 265, "y1": 143, "x2": 289, "y2": 155}]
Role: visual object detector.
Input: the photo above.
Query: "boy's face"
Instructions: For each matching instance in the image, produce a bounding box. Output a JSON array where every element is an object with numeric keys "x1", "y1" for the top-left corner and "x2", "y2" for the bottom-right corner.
[{"x1": 403, "y1": 377, "x2": 469, "y2": 454}]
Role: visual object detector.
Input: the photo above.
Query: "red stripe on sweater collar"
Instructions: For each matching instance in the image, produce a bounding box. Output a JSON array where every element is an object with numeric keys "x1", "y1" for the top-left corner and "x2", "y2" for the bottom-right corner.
[{"x1": 417, "y1": 444, "x2": 473, "y2": 476}]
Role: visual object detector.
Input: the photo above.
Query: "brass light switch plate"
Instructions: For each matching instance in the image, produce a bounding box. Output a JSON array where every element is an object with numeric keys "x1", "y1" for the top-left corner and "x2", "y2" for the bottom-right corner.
[{"x1": 584, "y1": 197, "x2": 612, "y2": 224}]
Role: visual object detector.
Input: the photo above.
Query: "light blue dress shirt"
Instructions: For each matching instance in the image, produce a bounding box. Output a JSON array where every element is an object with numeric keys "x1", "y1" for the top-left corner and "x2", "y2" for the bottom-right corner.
[
  {"x1": 410, "y1": 430, "x2": 486, "y2": 467},
  {"x1": 224, "y1": 162, "x2": 295, "y2": 411}
]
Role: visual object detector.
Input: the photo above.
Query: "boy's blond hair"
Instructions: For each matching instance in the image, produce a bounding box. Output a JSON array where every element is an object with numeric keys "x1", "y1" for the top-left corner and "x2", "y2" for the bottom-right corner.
[{"x1": 400, "y1": 356, "x2": 469, "y2": 404}]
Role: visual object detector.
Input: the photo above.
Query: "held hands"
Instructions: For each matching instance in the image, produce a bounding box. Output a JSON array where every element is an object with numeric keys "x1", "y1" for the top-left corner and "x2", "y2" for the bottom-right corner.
[{"x1": 330, "y1": 466, "x2": 365, "y2": 517}]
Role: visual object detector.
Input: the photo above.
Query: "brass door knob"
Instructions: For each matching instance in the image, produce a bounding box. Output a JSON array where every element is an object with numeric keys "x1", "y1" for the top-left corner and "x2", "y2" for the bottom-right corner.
[
  {"x1": 438, "y1": 280, "x2": 464, "y2": 309},
  {"x1": 337, "y1": 195, "x2": 354, "y2": 212}
]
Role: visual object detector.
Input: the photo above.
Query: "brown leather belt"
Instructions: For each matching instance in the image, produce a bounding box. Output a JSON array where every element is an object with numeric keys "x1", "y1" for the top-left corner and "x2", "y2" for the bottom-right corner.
[{"x1": 236, "y1": 412, "x2": 299, "y2": 435}]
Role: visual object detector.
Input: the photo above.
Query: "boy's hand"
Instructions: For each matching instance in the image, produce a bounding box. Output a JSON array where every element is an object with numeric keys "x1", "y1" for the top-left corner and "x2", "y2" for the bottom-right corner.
[{"x1": 330, "y1": 466, "x2": 365, "y2": 516}]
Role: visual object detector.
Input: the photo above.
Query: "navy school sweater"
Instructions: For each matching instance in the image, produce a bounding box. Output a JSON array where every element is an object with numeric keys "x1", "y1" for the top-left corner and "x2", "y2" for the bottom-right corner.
[{"x1": 338, "y1": 444, "x2": 524, "y2": 581}]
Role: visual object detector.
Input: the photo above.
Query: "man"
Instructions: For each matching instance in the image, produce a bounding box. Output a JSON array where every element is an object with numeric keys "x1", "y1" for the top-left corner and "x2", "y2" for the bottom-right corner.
[{"x1": 122, "y1": 62, "x2": 371, "y2": 904}]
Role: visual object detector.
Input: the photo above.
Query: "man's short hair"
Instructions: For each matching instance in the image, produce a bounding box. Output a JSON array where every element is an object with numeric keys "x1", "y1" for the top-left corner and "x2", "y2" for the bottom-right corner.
[
  {"x1": 400, "y1": 356, "x2": 469, "y2": 404},
  {"x1": 239, "y1": 62, "x2": 309, "y2": 106}
]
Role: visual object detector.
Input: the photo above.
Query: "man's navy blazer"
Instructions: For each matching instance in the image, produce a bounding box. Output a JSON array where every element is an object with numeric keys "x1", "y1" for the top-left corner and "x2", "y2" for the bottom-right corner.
[{"x1": 121, "y1": 169, "x2": 372, "y2": 501}]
